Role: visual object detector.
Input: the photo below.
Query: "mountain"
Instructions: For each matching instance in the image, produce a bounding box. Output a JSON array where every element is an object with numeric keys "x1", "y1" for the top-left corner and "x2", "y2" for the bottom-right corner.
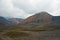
[{"x1": 20, "y1": 12, "x2": 52, "y2": 25}]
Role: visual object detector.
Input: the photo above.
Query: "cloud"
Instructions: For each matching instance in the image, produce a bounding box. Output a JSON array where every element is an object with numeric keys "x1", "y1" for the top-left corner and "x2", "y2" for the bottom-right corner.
[
  {"x1": 0, "y1": 0, "x2": 60, "y2": 18},
  {"x1": 0, "y1": 0, "x2": 29, "y2": 18}
]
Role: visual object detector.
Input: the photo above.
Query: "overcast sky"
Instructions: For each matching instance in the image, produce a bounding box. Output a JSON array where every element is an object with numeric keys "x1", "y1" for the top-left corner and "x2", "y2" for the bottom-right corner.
[{"x1": 0, "y1": 0, "x2": 60, "y2": 18}]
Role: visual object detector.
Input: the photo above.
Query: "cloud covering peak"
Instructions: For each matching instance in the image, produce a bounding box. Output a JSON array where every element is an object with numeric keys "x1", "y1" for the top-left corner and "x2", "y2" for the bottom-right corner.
[{"x1": 0, "y1": 0, "x2": 60, "y2": 18}]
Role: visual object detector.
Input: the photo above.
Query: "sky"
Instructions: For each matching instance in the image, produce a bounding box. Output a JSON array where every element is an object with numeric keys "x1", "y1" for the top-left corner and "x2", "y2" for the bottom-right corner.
[{"x1": 0, "y1": 0, "x2": 60, "y2": 18}]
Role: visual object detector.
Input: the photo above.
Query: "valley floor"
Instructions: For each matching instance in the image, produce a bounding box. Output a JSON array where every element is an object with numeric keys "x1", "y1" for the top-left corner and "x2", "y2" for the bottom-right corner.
[{"x1": 0, "y1": 30, "x2": 60, "y2": 40}]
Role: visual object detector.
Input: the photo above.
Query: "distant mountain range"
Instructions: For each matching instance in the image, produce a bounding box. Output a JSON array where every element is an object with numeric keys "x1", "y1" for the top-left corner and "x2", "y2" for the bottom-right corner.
[
  {"x1": 52, "y1": 16, "x2": 60, "y2": 23},
  {"x1": 0, "y1": 16, "x2": 24, "y2": 28},
  {"x1": 7, "y1": 18, "x2": 23, "y2": 24}
]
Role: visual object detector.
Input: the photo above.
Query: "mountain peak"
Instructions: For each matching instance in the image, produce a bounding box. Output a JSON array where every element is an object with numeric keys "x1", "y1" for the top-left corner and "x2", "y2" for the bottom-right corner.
[{"x1": 35, "y1": 11, "x2": 52, "y2": 16}]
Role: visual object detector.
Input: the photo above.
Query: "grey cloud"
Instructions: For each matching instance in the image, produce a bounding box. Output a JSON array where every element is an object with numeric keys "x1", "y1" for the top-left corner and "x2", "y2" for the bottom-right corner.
[
  {"x1": 13, "y1": 0, "x2": 37, "y2": 14},
  {"x1": 0, "y1": 0, "x2": 30, "y2": 18},
  {"x1": 13, "y1": 0, "x2": 60, "y2": 16},
  {"x1": 0, "y1": 0, "x2": 60, "y2": 18}
]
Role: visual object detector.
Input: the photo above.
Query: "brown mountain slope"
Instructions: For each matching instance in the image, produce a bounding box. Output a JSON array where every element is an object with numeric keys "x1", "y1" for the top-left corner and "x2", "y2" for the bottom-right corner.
[{"x1": 20, "y1": 12, "x2": 52, "y2": 25}]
